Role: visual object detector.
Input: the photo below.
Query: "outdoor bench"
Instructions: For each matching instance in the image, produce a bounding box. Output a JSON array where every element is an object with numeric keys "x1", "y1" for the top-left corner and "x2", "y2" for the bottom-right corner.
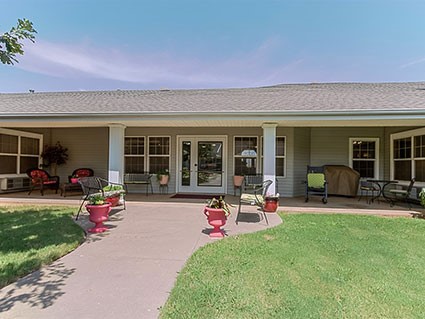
[{"x1": 124, "y1": 173, "x2": 153, "y2": 195}]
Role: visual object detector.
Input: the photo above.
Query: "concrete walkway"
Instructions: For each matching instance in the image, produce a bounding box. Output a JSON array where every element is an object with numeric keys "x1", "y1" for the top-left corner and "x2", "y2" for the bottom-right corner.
[{"x1": 0, "y1": 200, "x2": 282, "y2": 319}]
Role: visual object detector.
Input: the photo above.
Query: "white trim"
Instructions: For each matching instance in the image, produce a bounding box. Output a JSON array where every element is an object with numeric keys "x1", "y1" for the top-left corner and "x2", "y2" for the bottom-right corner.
[
  {"x1": 260, "y1": 136, "x2": 287, "y2": 178},
  {"x1": 348, "y1": 137, "x2": 380, "y2": 179},
  {"x1": 233, "y1": 136, "x2": 259, "y2": 175},
  {"x1": 0, "y1": 128, "x2": 43, "y2": 176},
  {"x1": 147, "y1": 136, "x2": 171, "y2": 173}
]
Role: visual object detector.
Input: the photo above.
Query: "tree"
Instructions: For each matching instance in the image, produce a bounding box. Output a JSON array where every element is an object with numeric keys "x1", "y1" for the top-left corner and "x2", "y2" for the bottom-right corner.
[{"x1": 0, "y1": 18, "x2": 37, "y2": 65}]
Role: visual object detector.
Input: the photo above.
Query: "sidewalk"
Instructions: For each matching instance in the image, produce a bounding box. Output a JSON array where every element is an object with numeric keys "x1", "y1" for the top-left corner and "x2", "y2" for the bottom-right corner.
[{"x1": 0, "y1": 200, "x2": 282, "y2": 319}]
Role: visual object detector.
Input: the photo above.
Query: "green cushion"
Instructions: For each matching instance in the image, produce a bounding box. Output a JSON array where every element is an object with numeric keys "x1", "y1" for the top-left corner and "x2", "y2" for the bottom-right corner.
[{"x1": 307, "y1": 173, "x2": 325, "y2": 188}]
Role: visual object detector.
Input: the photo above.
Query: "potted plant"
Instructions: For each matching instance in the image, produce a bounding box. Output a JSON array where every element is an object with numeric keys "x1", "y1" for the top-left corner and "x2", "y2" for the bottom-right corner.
[
  {"x1": 156, "y1": 168, "x2": 169, "y2": 185},
  {"x1": 85, "y1": 194, "x2": 112, "y2": 233},
  {"x1": 41, "y1": 141, "x2": 69, "y2": 176},
  {"x1": 203, "y1": 196, "x2": 232, "y2": 238},
  {"x1": 263, "y1": 193, "x2": 280, "y2": 213},
  {"x1": 102, "y1": 184, "x2": 125, "y2": 207},
  {"x1": 70, "y1": 175, "x2": 79, "y2": 184}
]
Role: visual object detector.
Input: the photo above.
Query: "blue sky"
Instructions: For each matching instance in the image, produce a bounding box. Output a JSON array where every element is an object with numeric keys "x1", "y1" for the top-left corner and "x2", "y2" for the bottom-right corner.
[{"x1": 1, "y1": 0, "x2": 424, "y2": 93}]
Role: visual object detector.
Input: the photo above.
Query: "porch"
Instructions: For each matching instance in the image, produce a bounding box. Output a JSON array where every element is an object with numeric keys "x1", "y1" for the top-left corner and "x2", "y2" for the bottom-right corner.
[{"x1": 0, "y1": 191, "x2": 422, "y2": 218}]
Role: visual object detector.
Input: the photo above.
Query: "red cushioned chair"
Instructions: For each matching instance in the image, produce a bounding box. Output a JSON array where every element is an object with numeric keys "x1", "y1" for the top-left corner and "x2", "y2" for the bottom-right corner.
[
  {"x1": 68, "y1": 168, "x2": 94, "y2": 182},
  {"x1": 26, "y1": 168, "x2": 60, "y2": 195}
]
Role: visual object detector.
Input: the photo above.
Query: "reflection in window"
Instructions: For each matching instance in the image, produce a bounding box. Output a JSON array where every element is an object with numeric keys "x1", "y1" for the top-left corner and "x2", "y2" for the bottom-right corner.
[
  {"x1": 351, "y1": 139, "x2": 378, "y2": 179},
  {"x1": 234, "y1": 137, "x2": 258, "y2": 175}
]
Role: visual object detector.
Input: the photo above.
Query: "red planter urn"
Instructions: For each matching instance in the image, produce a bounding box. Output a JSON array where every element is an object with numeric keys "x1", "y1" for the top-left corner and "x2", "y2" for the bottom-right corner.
[
  {"x1": 86, "y1": 203, "x2": 112, "y2": 233},
  {"x1": 203, "y1": 207, "x2": 227, "y2": 238},
  {"x1": 263, "y1": 197, "x2": 279, "y2": 213},
  {"x1": 70, "y1": 177, "x2": 79, "y2": 184},
  {"x1": 105, "y1": 196, "x2": 120, "y2": 207}
]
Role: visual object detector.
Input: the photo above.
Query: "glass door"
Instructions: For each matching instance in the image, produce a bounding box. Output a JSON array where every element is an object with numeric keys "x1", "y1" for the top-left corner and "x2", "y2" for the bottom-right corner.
[{"x1": 177, "y1": 136, "x2": 226, "y2": 193}]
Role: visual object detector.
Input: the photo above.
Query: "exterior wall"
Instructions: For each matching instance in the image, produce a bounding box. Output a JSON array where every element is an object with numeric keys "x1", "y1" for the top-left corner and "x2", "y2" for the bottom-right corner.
[
  {"x1": 310, "y1": 127, "x2": 386, "y2": 179},
  {"x1": 12, "y1": 125, "x2": 422, "y2": 197},
  {"x1": 292, "y1": 127, "x2": 311, "y2": 197},
  {"x1": 50, "y1": 127, "x2": 109, "y2": 182}
]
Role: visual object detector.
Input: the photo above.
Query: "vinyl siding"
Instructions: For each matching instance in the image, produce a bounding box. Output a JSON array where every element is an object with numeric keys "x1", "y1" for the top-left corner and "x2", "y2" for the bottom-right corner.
[{"x1": 292, "y1": 128, "x2": 311, "y2": 197}]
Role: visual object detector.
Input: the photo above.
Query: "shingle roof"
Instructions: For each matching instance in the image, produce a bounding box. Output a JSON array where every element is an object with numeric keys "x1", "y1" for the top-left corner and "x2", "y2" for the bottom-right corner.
[{"x1": 0, "y1": 82, "x2": 425, "y2": 115}]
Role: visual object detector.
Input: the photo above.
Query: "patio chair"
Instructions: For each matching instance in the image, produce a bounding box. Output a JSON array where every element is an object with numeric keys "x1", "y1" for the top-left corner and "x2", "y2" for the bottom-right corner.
[
  {"x1": 26, "y1": 168, "x2": 60, "y2": 196},
  {"x1": 243, "y1": 174, "x2": 263, "y2": 192},
  {"x1": 358, "y1": 180, "x2": 379, "y2": 204},
  {"x1": 68, "y1": 168, "x2": 94, "y2": 182},
  {"x1": 76, "y1": 176, "x2": 127, "y2": 220},
  {"x1": 304, "y1": 165, "x2": 328, "y2": 204},
  {"x1": 389, "y1": 178, "x2": 415, "y2": 209},
  {"x1": 236, "y1": 179, "x2": 273, "y2": 225}
]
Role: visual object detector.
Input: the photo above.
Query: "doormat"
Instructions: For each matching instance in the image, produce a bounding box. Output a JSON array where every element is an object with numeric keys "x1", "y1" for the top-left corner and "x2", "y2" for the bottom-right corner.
[{"x1": 170, "y1": 194, "x2": 226, "y2": 199}]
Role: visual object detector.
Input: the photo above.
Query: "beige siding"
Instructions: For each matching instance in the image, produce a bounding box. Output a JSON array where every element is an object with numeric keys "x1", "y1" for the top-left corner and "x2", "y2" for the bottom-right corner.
[
  {"x1": 292, "y1": 128, "x2": 311, "y2": 196},
  {"x1": 50, "y1": 128, "x2": 109, "y2": 182},
  {"x1": 310, "y1": 127, "x2": 387, "y2": 179}
]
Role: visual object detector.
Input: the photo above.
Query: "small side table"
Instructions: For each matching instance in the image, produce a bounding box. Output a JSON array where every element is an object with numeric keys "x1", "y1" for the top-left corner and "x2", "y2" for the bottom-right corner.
[
  {"x1": 159, "y1": 184, "x2": 168, "y2": 194},
  {"x1": 60, "y1": 182, "x2": 83, "y2": 197}
]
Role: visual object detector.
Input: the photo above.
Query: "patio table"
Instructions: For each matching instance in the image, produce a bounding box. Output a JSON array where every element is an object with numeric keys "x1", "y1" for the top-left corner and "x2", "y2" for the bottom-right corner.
[
  {"x1": 366, "y1": 179, "x2": 398, "y2": 202},
  {"x1": 60, "y1": 182, "x2": 83, "y2": 197}
]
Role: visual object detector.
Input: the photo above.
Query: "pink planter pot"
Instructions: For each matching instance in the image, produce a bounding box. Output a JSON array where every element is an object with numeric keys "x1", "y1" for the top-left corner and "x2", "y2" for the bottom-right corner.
[
  {"x1": 203, "y1": 207, "x2": 227, "y2": 238},
  {"x1": 86, "y1": 203, "x2": 111, "y2": 233},
  {"x1": 105, "y1": 196, "x2": 120, "y2": 207},
  {"x1": 70, "y1": 178, "x2": 79, "y2": 184},
  {"x1": 263, "y1": 197, "x2": 279, "y2": 212}
]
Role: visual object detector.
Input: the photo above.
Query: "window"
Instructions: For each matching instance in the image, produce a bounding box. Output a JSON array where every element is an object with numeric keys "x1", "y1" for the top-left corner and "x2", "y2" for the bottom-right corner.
[
  {"x1": 234, "y1": 137, "x2": 258, "y2": 175},
  {"x1": 148, "y1": 136, "x2": 170, "y2": 174},
  {"x1": 260, "y1": 136, "x2": 286, "y2": 177},
  {"x1": 0, "y1": 128, "x2": 42, "y2": 175},
  {"x1": 124, "y1": 136, "x2": 170, "y2": 174},
  {"x1": 391, "y1": 128, "x2": 425, "y2": 182},
  {"x1": 125, "y1": 137, "x2": 145, "y2": 173},
  {"x1": 349, "y1": 138, "x2": 379, "y2": 179}
]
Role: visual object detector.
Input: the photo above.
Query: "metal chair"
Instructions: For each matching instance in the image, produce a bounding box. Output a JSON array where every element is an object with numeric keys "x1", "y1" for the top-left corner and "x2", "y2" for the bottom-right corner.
[
  {"x1": 26, "y1": 168, "x2": 60, "y2": 195},
  {"x1": 304, "y1": 165, "x2": 328, "y2": 204},
  {"x1": 76, "y1": 176, "x2": 127, "y2": 220},
  {"x1": 358, "y1": 181, "x2": 379, "y2": 204},
  {"x1": 236, "y1": 179, "x2": 273, "y2": 225},
  {"x1": 389, "y1": 178, "x2": 415, "y2": 209}
]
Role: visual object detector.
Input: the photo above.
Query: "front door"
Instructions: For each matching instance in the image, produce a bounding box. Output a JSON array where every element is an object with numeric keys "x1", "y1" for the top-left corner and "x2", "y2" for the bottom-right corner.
[{"x1": 177, "y1": 136, "x2": 227, "y2": 194}]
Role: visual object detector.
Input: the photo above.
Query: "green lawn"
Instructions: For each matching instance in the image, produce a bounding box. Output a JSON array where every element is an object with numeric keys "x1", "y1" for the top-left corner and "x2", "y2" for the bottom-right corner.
[
  {"x1": 160, "y1": 214, "x2": 425, "y2": 319},
  {"x1": 0, "y1": 205, "x2": 85, "y2": 288}
]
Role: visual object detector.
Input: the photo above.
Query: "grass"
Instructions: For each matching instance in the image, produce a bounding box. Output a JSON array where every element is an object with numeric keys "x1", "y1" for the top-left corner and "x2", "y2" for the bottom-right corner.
[
  {"x1": 0, "y1": 205, "x2": 85, "y2": 288},
  {"x1": 160, "y1": 214, "x2": 425, "y2": 319}
]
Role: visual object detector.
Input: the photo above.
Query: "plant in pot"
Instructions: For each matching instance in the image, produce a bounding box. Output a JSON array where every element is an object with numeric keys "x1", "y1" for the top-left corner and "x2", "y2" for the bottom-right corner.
[
  {"x1": 40, "y1": 141, "x2": 69, "y2": 176},
  {"x1": 156, "y1": 168, "x2": 169, "y2": 185},
  {"x1": 263, "y1": 193, "x2": 280, "y2": 213},
  {"x1": 85, "y1": 194, "x2": 112, "y2": 233},
  {"x1": 70, "y1": 174, "x2": 79, "y2": 184},
  {"x1": 102, "y1": 184, "x2": 125, "y2": 207},
  {"x1": 203, "y1": 196, "x2": 232, "y2": 238}
]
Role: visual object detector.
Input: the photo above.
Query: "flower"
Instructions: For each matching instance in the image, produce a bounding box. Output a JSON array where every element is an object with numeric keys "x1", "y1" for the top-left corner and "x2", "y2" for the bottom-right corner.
[
  {"x1": 206, "y1": 196, "x2": 232, "y2": 217},
  {"x1": 87, "y1": 194, "x2": 105, "y2": 205}
]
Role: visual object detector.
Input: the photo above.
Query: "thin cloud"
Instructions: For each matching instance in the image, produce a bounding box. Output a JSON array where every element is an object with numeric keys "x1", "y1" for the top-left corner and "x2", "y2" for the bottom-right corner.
[
  {"x1": 16, "y1": 38, "x2": 302, "y2": 89},
  {"x1": 400, "y1": 56, "x2": 425, "y2": 69}
]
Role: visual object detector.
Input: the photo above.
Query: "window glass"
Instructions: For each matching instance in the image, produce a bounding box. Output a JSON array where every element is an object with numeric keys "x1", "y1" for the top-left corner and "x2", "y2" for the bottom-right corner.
[
  {"x1": 415, "y1": 160, "x2": 425, "y2": 182},
  {"x1": 149, "y1": 137, "x2": 170, "y2": 155},
  {"x1": 351, "y1": 139, "x2": 378, "y2": 179},
  {"x1": 0, "y1": 155, "x2": 17, "y2": 174},
  {"x1": 234, "y1": 137, "x2": 257, "y2": 156},
  {"x1": 394, "y1": 160, "x2": 411, "y2": 181},
  {"x1": 0, "y1": 134, "x2": 18, "y2": 153},
  {"x1": 394, "y1": 138, "x2": 411, "y2": 159},
  {"x1": 125, "y1": 137, "x2": 144, "y2": 155},
  {"x1": 414, "y1": 135, "x2": 425, "y2": 158},
  {"x1": 20, "y1": 157, "x2": 39, "y2": 173},
  {"x1": 21, "y1": 137, "x2": 40, "y2": 155},
  {"x1": 125, "y1": 157, "x2": 145, "y2": 173}
]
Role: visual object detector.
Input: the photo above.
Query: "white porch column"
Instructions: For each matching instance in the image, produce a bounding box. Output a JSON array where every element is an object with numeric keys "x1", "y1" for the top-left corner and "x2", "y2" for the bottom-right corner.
[
  {"x1": 108, "y1": 124, "x2": 126, "y2": 183},
  {"x1": 262, "y1": 123, "x2": 278, "y2": 195}
]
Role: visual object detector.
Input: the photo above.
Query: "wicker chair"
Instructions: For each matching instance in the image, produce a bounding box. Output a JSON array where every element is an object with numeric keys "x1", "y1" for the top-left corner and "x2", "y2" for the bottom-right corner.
[{"x1": 26, "y1": 168, "x2": 60, "y2": 195}]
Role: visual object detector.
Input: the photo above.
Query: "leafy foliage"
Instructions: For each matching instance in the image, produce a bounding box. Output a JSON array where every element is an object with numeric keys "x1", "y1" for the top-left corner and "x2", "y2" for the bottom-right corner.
[
  {"x1": 0, "y1": 18, "x2": 37, "y2": 65},
  {"x1": 41, "y1": 142, "x2": 69, "y2": 166}
]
